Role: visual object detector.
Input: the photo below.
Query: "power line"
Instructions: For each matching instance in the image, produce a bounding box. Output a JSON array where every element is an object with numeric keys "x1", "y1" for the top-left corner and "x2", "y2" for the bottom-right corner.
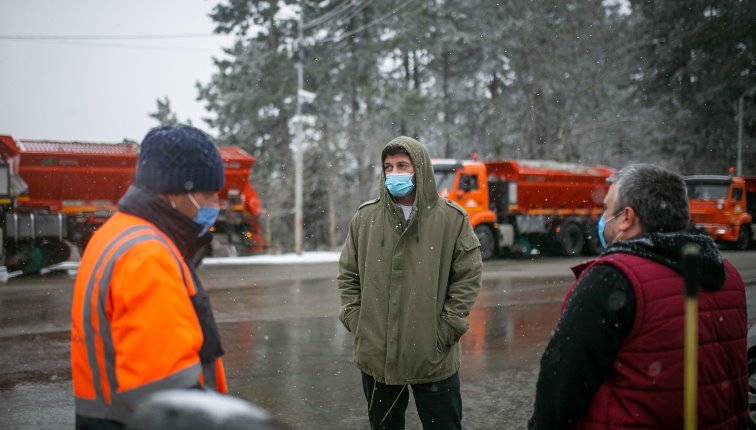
[
  {"x1": 0, "y1": 33, "x2": 222, "y2": 41},
  {"x1": 322, "y1": 0, "x2": 418, "y2": 43},
  {"x1": 317, "y1": 0, "x2": 377, "y2": 34},
  {"x1": 302, "y1": 0, "x2": 355, "y2": 30},
  {"x1": 303, "y1": 0, "x2": 365, "y2": 30},
  {"x1": 336, "y1": 0, "x2": 377, "y2": 23},
  {"x1": 3, "y1": 38, "x2": 223, "y2": 54}
]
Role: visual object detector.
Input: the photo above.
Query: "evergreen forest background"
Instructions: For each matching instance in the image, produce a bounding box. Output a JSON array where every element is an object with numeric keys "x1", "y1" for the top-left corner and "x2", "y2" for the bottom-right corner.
[{"x1": 149, "y1": 0, "x2": 756, "y2": 253}]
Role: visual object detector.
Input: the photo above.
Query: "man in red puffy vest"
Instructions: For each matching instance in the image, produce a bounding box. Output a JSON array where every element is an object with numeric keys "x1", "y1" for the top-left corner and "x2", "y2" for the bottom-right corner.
[{"x1": 528, "y1": 164, "x2": 747, "y2": 429}]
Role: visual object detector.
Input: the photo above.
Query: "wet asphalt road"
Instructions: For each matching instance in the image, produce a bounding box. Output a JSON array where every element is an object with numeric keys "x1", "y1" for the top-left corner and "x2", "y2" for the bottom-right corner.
[{"x1": 1, "y1": 251, "x2": 754, "y2": 430}]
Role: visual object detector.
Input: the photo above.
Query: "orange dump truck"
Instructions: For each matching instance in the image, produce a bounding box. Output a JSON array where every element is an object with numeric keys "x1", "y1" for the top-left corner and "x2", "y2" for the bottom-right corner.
[
  {"x1": 433, "y1": 158, "x2": 614, "y2": 259},
  {"x1": 684, "y1": 175, "x2": 755, "y2": 250},
  {"x1": 0, "y1": 134, "x2": 264, "y2": 275}
]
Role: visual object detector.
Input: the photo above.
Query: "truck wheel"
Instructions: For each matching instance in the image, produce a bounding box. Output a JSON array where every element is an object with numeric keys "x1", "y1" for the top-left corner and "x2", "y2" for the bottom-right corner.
[
  {"x1": 559, "y1": 222, "x2": 585, "y2": 256},
  {"x1": 582, "y1": 221, "x2": 603, "y2": 256},
  {"x1": 474, "y1": 225, "x2": 496, "y2": 261},
  {"x1": 511, "y1": 237, "x2": 533, "y2": 258},
  {"x1": 736, "y1": 224, "x2": 751, "y2": 251}
]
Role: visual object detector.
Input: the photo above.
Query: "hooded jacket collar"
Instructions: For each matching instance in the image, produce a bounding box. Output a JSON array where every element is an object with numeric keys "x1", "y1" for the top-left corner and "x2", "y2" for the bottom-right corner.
[
  {"x1": 378, "y1": 137, "x2": 440, "y2": 245},
  {"x1": 602, "y1": 231, "x2": 726, "y2": 290},
  {"x1": 379, "y1": 136, "x2": 439, "y2": 213},
  {"x1": 118, "y1": 185, "x2": 210, "y2": 260}
]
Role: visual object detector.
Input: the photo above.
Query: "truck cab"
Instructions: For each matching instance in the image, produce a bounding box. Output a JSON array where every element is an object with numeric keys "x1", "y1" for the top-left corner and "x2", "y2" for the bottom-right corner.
[
  {"x1": 685, "y1": 175, "x2": 753, "y2": 249},
  {"x1": 434, "y1": 159, "x2": 502, "y2": 259},
  {"x1": 434, "y1": 159, "x2": 496, "y2": 225}
]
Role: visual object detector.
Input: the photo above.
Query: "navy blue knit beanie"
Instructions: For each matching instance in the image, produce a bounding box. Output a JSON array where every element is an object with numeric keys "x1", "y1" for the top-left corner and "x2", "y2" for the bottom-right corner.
[{"x1": 134, "y1": 126, "x2": 224, "y2": 194}]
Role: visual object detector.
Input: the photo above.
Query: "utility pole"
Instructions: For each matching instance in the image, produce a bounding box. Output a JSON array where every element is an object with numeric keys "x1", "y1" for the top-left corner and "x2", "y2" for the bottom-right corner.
[
  {"x1": 738, "y1": 94, "x2": 743, "y2": 176},
  {"x1": 737, "y1": 85, "x2": 756, "y2": 177},
  {"x1": 294, "y1": 4, "x2": 304, "y2": 255}
]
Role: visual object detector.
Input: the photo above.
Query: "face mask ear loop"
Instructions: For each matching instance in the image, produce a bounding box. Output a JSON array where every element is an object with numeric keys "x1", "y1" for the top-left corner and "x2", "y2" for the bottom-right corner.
[
  {"x1": 611, "y1": 209, "x2": 627, "y2": 244},
  {"x1": 612, "y1": 231, "x2": 624, "y2": 244},
  {"x1": 187, "y1": 193, "x2": 201, "y2": 210},
  {"x1": 605, "y1": 208, "x2": 627, "y2": 246}
]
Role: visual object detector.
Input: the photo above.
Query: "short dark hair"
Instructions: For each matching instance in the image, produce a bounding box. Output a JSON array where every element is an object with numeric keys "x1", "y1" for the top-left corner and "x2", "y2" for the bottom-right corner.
[
  {"x1": 608, "y1": 164, "x2": 690, "y2": 233},
  {"x1": 381, "y1": 143, "x2": 411, "y2": 163}
]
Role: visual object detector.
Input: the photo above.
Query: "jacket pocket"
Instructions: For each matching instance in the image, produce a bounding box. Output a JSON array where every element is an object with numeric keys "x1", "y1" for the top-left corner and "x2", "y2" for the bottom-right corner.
[
  {"x1": 435, "y1": 319, "x2": 455, "y2": 353},
  {"x1": 430, "y1": 319, "x2": 456, "y2": 371},
  {"x1": 340, "y1": 306, "x2": 360, "y2": 333},
  {"x1": 460, "y1": 229, "x2": 481, "y2": 251}
]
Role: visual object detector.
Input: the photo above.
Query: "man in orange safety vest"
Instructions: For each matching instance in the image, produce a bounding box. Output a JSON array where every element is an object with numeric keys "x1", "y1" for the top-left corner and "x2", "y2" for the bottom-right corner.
[{"x1": 71, "y1": 126, "x2": 228, "y2": 429}]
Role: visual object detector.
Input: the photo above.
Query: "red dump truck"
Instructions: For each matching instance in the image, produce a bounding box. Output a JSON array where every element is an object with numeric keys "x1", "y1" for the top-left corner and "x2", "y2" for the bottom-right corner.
[
  {"x1": 685, "y1": 174, "x2": 755, "y2": 250},
  {"x1": 0, "y1": 134, "x2": 264, "y2": 275},
  {"x1": 433, "y1": 158, "x2": 615, "y2": 259}
]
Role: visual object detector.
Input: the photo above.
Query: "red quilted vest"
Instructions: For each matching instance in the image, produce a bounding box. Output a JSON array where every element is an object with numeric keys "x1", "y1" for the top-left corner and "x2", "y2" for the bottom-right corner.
[{"x1": 564, "y1": 253, "x2": 747, "y2": 429}]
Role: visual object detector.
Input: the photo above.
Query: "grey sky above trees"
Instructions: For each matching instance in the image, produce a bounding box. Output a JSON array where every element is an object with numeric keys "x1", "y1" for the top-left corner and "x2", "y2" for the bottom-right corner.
[{"x1": 0, "y1": 0, "x2": 229, "y2": 142}]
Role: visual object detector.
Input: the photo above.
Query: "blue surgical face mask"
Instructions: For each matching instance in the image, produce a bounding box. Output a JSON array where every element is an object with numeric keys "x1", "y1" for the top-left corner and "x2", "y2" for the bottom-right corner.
[
  {"x1": 597, "y1": 209, "x2": 625, "y2": 249},
  {"x1": 385, "y1": 173, "x2": 415, "y2": 197},
  {"x1": 188, "y1": 193, "x2": 220, "y2": 237}
]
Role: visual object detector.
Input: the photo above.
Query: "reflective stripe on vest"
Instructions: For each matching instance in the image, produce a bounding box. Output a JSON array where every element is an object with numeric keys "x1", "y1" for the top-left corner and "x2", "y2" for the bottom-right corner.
[
  {"x1": 74, "y1": 365, "x2": 201, "y2": 422},
  {"x1": 76, "y1": 224, "x2": 200, "y2": 422}
]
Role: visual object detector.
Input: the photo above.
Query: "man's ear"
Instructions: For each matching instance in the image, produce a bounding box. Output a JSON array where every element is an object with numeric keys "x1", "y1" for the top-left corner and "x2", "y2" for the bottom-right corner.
[{"x1": 619, "y1": 207, "x2": 638, "y2": 232}]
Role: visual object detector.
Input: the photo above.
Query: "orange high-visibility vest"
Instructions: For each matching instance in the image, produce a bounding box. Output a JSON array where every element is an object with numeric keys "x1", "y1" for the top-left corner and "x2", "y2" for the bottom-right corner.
[{"x1": 71, "y1": 212, "x2": 227, "y2": 423}]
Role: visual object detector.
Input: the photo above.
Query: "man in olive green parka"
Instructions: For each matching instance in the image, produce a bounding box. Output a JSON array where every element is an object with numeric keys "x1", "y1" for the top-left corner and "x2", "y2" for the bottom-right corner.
[{"x1": 338, "y1": 136, "x2": 483, "y2": 430}]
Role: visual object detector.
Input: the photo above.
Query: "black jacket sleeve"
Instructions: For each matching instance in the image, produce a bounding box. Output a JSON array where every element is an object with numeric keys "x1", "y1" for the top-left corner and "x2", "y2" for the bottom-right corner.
[{"x1": 528, "y1": 264, "x2": 636, "y2": 430}]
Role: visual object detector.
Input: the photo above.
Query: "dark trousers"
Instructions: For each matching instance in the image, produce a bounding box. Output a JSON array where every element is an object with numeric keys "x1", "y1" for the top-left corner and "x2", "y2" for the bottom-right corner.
[{"x1": 361, "y1": 372, "x2": 462, "y2": 430}]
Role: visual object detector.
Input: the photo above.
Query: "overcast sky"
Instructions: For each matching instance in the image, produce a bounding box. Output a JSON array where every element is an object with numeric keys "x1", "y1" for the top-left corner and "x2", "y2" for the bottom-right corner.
[{"x1": 0, "y1": 0, "x2": 232, "y2": 143}]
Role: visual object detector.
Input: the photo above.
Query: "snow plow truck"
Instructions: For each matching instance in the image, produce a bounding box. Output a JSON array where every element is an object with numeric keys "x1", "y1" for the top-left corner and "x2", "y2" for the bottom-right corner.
[
  {"x1": 433, "y1": 158, "x2": 614, "y2": 260},
  {"x1": 0, "y1": 134, "x2": 263, "y2": 276}
]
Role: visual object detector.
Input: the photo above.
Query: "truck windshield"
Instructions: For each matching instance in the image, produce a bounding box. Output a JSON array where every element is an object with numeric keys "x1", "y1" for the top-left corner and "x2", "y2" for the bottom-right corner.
[
  {"x1": 686, "y1": 183, "x2": 729, "y2": 200},
  {"x1": 434, "y1": 170, "x2": 456, "y2": 192}
]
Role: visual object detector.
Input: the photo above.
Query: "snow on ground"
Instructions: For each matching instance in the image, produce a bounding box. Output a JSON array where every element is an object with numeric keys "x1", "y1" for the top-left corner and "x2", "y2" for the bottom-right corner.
[
  {"x1": 41, "y1": 251, "x2": 341, "y2": 271},
  {"x1": 8, "y1": 252, "x2": 341, "y2": 282},
  {"x1": 203, "y1": 251, "x2": 341, "y2": 266}
]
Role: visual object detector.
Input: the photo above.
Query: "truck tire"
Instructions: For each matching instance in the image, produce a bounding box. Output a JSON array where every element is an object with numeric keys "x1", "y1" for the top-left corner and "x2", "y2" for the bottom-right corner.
[
  {"x1": 5, "y1": 239, "x2": 71, "y2": 274},
  {"x1": 735, "y1": 224, "x2": 751, "y2": 251},
  {"x1": 582, "y1": 221, "x2": 603, "y2": 256},
  {"x1": 474, "y1": 225, "x2": 496, "y2": 261},
  {"x1": 559, "y1": 222, "x2": 585, "y2": 256}
]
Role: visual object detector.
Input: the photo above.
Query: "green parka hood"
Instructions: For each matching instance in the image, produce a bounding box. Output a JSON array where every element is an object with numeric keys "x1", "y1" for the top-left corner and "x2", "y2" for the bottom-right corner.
[{"x1": 380, "y1": 136, "x2": 439, "y2": 211}]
